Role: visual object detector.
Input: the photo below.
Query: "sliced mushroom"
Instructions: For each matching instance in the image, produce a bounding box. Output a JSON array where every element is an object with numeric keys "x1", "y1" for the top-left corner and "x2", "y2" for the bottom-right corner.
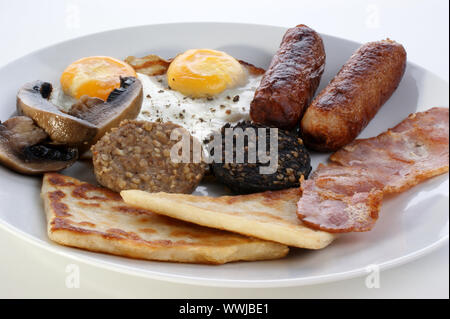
[
  {"x1": 16, "y1": 81, "x2": 98, "y2": 147},
  {"x1": 67, "y1": 77, "x2": 143, "y2": 145},
  {"x1": 0, "y1": 116, "x2": 78, "y2": 175},
  {"x1": 16, "y1": 77, "x2": 143, "y2": 151}
]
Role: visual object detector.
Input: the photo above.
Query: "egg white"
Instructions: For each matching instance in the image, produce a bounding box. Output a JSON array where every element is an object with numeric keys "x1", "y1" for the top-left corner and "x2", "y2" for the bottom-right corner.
[
  {"x1": 137, "y1": 72, "x2": 263, "y2": 142},
  {"x1": 49, "y1": 67, "x2": 263, "y2": 144}
]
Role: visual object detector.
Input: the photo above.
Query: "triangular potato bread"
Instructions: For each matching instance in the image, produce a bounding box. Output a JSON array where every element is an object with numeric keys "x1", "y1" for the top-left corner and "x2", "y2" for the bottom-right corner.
[
  {"x1": 122, "y1": 188, "x2": 335, "y2": 249},
  {"x1": 42, "y1": 173, "x2": 289, "y2": 264}
]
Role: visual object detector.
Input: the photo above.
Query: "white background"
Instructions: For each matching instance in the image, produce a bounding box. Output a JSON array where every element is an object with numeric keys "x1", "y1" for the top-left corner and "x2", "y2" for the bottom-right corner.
[{"x1": 0, "y1": 0, "x2": 448, "y2": 298}]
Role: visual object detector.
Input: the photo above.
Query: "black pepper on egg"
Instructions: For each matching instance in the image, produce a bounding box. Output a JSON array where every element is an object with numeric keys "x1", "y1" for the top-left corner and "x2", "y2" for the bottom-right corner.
[{"x1": 209, "y1": 121, "x2": 312, "y2": 194}]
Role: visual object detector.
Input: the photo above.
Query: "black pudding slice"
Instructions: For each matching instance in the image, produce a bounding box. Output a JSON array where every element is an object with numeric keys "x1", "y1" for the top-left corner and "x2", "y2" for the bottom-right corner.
[{"x1": 209, "y1": 121, "x2": 311, "y2": 194}]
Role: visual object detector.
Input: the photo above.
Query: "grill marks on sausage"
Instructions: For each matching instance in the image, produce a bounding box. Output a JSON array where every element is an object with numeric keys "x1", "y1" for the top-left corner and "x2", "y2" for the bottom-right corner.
[
  {"x1": 297, "y1": 108, "x2": 449, "y2": 233},
  {"x1": 250, "y1": 24, "x2": 325, "y2": 129},
  {"x1": 301, "y1": 39, "x2": 407, "y2": 152}
]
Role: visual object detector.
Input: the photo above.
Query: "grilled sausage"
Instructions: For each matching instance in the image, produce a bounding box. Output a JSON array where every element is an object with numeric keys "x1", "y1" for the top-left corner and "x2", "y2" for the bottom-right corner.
[
  {"x1": 250, "y1": 24, "x2": 326, "y2": 129},
  {"x1": 301, "y1": 39, "x2": 407, "y2": 152}
]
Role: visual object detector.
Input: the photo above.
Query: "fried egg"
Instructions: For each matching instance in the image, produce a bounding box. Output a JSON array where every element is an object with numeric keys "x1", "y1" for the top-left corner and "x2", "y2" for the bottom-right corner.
[
  {"x1": 60, "y1": 56, "x2": 136, "y2": 100},
  {"x1": 137, "y1": 49, "x2": 264, "y2": 142},
  {"x1": 50, "y1": 56, "x2": 137, "y2": 111},
  {"x1": 49, "y1": 51, "x2": 264, "y2": 144},
  {"x1": 167, "y1": 49, "x2": 247, "y2": 98}
]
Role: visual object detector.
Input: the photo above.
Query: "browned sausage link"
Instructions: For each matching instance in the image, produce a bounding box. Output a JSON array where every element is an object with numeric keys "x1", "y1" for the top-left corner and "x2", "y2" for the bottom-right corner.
[
  {"x1": 301, "y1": 39, "x2": 407, "y2": 152},
  {"x1": 250, "y1": 24, "x2": 326, "y2": 129}
]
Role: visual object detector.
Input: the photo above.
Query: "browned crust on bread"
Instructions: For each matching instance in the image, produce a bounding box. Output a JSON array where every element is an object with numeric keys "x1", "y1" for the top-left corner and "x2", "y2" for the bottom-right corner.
[
  {"x1": 42, "y1": 173, "x2": 289, "y2": 264},
  {"x1": 301, "y1": 39, "x2": 407, "y2": 152},
  {"x1": 250, "y1": 24, "x2": 326, "y2": 129},
  {"x1": 122, "y1": 188, "x2": 336, "y2": 249}
]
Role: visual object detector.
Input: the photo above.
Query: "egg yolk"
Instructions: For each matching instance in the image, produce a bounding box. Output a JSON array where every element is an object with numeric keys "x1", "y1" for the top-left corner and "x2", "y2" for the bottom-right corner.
[
  {"x1": 60, "y1": 56, "x2": 136, "y2": 100},
  {"x1": 167, "y1": 49, "x2": 247, "y2": 98}
]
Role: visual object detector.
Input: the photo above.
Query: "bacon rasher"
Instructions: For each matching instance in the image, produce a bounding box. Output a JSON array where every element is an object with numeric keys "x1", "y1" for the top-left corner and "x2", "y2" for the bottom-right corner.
[{"x1": 297, "y1": 107, "x2": 449, "y2": 233}]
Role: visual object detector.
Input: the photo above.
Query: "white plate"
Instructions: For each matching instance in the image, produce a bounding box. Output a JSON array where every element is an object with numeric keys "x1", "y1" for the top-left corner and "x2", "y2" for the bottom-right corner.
[{"x1": 0, "y1": 23, "x2": 448, "y2": 288}]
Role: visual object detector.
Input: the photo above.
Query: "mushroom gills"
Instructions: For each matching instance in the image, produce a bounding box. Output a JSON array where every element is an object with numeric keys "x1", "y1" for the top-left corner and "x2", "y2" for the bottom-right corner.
[
  {"x1": 17, "y1": 76, "x2": 143, "y2": 151},
  {"x1": 66, "y1": 76, "x2": 143, "y2": 145},
  {"x1": 17, "y1": 81, "x2": 98, "y2": 147},
  {"x1": 0, "y1": 116, "x2": 78, "y2": 175}
]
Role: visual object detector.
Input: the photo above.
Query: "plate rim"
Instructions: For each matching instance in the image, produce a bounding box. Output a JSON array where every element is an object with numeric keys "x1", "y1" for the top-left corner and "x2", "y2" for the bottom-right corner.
[
  {"x1": 0, "y1": 21, "x2": 448, "y2": 288},
  {"x1": 0, "y1": 219, "x2": 448, "y2": 288}
]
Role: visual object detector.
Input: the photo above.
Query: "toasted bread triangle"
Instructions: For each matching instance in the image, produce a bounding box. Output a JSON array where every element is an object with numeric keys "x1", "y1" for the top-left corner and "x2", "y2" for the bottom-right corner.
[
  {"x1": 121, "y1": 188, "x2": 335, "y2": 249},
  {"x1": 42, "y1": 173, "x2": 289, "y2": 264}
]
